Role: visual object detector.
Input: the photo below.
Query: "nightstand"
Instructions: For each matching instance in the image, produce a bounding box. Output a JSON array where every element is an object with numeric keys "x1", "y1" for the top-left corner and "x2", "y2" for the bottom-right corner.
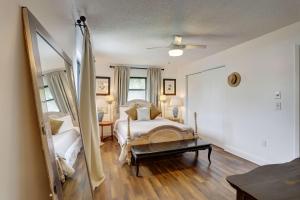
[{"x1": 99, "y1": 121, "x2": 114, "y2": 142}]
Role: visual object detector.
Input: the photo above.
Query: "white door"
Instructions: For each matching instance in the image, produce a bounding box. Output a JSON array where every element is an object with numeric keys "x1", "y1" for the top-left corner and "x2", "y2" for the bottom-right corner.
[{"x1": 187, "y1": 67, "x2": 226, "y2": 147}]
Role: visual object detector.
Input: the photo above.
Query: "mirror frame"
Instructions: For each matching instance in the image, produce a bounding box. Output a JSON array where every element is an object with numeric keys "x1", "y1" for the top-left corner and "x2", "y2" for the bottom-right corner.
[{"x1": 22, "y1": 7, "x2": 93, "y2": 200}]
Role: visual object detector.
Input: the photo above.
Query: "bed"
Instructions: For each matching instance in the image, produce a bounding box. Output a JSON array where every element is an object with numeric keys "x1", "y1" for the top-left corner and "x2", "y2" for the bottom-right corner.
[
  {"x1": 47, "y1": 112, "x2": 83, "y2": 181},
  {"x1": 114, "y1": 100, "x2": 197, "y2": 164}
]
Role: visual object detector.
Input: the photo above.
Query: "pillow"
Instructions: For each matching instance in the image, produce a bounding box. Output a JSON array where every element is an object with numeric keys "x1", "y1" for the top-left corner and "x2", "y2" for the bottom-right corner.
[
  {"x1": 125, "y1": 105, "x2": 138, "y2": 120},
  {"x1": 119, "y1": 106, "x2": 130, "y2": 120},
  {"x1": 49, "y1": 119, "x2": 64, "y2": 135},
  {"x1": 53, "y1": 115, "x2": 74, "y2": 133},
  {"x1": 137, "y1": 107, "x2": 150, "y2": 121},
  {"x1": 150, "y1": 104, "x2": 161, "y2": 120}
]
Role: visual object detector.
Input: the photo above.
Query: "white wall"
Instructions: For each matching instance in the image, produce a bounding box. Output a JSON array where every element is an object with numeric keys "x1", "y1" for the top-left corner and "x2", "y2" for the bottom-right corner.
[
  {"x1": 0, "y1": 1, "x2": 75, "y2": 199},
  {"x1": 178, "y1": 21, "x2": 300, "y2": 165}
]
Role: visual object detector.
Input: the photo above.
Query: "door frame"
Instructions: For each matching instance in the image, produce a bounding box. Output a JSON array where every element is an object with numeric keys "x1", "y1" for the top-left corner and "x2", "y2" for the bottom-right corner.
[{"x1": 294, "y1": 45, "x2": 300, "y2": 158}]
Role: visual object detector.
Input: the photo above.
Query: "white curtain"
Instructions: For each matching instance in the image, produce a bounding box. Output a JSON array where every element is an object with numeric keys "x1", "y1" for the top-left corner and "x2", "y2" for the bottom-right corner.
[
  {"x1": 79, "y1": 29, "x2": 105, "y2": 189},
  {"x1": 147, "y1": 68, "x2": 162, "y2": 106},
  {"x1": 45, "y1": 71, "x2": 77, "y2": 120},
  {"x1": 113, "y1": 66, "x2": 130, "y2": 108}
]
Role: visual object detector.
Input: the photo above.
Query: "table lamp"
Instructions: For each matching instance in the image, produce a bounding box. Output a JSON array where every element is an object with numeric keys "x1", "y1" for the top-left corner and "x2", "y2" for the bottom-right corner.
[
  {"x1": 160, "y1": 95, "x2": 167, "y2": 117},
  {"x1": 105, "y1": 95, "x2": 114, "y2": 121},
  {"x1": 169, "y1": 96, "x2": 182, "y2": 118}
]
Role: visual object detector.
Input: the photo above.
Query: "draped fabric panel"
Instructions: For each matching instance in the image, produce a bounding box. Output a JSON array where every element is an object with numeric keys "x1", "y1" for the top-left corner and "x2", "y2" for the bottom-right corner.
[
  {"x1": 147, "y1": 68, "x2": 162, "y2": 106},
  {"x1": 79, "y1": 29, "x2": 105, "y2": 189},
  {"x1": 113, "y1": 66, "x2": 130, "y2": 110},
  {"x1": 45, "y1": 71, "x2": 77, "y2": 120}
]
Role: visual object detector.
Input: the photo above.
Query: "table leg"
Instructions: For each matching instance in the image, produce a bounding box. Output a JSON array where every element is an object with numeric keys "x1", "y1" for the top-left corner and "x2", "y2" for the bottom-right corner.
[
  {"x1": 195, "y1": 150, "x2": 199, "y2": 158},
  {"x1": 101, "y1": 126, "x2": 104, "y2": 142},
  {"x1": 136, "y1": 160, "x2": 139, "y2": 176},
  {"x1": 208, "y1": 145, "x2": 212, "y2": 164},
  {"x1": 131, "y1": 155, "x2": 135, "y2": 166},
  {"x1": 111, "y1": 124, "x2": 113, "y2": 140}
]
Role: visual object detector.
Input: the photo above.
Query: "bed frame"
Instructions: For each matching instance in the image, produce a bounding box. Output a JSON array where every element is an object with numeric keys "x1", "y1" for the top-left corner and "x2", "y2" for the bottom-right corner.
[{"x1": 121, "y1": 100, "x2": 197, "y2": 164}]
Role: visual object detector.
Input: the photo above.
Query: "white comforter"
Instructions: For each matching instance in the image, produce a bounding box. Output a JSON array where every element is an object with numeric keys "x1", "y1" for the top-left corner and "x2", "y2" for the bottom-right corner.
[
  {"x1": 114, "y1": 117, "x2": 191, "y2": 146},
  {"x1": 52, "y1": 127, "x2": 82, "y2": 168}
]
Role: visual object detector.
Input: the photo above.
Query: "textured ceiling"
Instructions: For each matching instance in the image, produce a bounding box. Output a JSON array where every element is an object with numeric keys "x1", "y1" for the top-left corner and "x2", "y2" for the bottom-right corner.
[{"x1": 75, "y1": 0, "x2": 300, "y2": 67}]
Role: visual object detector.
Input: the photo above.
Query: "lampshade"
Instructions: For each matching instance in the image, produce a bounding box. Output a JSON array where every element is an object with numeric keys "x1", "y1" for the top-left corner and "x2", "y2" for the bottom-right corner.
[
  {"x1": 160, "y1": 95, "x2": 167, "y2": 102},
  {"x1": 168, "y1": 49, "x2": 183, "y2": 57},
  {"x1": 170, "y1": 96, "x2": 182, "y2": 107},
  {"x1": 105, "y1": 95, "x2": 114, "y2": 104}
]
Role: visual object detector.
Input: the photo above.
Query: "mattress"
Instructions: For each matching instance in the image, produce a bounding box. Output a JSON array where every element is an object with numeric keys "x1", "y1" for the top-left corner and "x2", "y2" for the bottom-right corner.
[{"x1": 114, "y1": 117, "x2": 191, "y2": 146}]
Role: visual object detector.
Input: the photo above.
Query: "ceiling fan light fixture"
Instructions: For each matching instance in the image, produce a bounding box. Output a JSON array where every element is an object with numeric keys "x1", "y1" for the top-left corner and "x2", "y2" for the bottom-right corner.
[{"x1": 168, "y1": 49, "x2": 183, "y2": 57}]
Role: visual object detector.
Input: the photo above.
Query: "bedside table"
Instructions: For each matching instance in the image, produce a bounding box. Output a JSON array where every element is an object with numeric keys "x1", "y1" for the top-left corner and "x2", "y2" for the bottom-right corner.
[{"x1": 99, "y1": 121, "x2": 114, "y2": 142}]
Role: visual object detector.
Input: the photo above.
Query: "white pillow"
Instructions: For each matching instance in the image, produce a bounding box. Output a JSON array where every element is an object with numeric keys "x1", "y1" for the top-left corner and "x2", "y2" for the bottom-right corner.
[
  {"x1": 137, "y1": 107, "x2": 150, "y2": 121},
  {"x1": 119, "y1": 106, "x2": 129, "y2": 120},
  {"x1": 53, "y1": 115, "x2": 74, "y2": 133}
]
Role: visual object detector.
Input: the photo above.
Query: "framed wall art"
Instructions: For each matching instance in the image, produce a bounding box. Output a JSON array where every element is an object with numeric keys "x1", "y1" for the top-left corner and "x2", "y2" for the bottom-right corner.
[
  {"x1": 96, "y1": 76, "x2": 110, "y2": 96},
  {"x1": 163, "y1": 78, "x2": 176, "y2": 95}
]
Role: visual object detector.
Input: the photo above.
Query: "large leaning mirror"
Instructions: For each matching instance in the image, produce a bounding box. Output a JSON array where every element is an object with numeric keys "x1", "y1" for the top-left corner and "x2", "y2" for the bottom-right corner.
[{"x1": 22, "y1": 7, "x2": 93, "y2": 200}]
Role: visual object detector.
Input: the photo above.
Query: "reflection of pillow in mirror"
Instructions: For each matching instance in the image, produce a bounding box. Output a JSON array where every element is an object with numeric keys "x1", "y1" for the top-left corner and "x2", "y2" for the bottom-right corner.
[
  {"x1": 55, "y1": 115, "x2": 74, "y2": 133},
  {"x1": 119, "y1": 106, "x2": 129, "y2": 120},
  {"x1": 137, "y1": 107, "x2": 150, "y2": 121},
  {"x1": 49, "y1": 119, "x2": 63, "y2": 135}
]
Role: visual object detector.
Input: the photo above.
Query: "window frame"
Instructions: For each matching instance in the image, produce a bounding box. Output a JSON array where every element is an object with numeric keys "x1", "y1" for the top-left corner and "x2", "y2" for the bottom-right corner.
[
  {"x1": 42, "y1": 85, "x2": 55, "y2": 102},
  {"x1": 128, "y1": 76, "x2": 147, "y2": 100}
]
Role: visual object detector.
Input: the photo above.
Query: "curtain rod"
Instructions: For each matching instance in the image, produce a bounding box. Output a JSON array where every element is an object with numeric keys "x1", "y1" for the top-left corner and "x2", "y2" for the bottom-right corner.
[
  {"x1": 42, "y1": 68, "x2": 66, "y2": 76},
  {"x1": 75, "y1": 16, "x2": 87, "y2": 36},
  {"x1": 109, "y1": 65, "x2": 164, "y2": 71}
]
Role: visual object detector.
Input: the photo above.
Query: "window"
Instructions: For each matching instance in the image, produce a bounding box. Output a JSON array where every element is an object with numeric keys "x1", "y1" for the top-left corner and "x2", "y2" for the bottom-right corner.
[
  {"x1": 40, "y1": 85, "x2": 60, "y2": 112},
  {"x1": 128, "y1": 77, "x2": 147, "y2": 101}
]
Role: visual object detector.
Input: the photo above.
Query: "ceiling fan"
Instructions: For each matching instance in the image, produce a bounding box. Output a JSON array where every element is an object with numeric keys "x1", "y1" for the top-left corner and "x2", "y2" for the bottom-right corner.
[{"x1": 146, "y1": 35, "x2": 207, "y2": 57}]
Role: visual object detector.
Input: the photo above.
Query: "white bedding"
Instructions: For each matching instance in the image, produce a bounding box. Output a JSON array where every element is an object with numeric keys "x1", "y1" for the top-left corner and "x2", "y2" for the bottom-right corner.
[
  {"x1": 52, "y1": 127, "x2": 82, "y2": 167},
  {"x1": 114, "y1": 117, "x2": 191, "y2": 146}
]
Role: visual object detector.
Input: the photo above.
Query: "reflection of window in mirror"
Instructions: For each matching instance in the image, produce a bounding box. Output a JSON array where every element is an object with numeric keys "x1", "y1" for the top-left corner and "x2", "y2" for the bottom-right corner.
[{"x1": 42, "y1": 78, "x2": 59, "y2": 112}]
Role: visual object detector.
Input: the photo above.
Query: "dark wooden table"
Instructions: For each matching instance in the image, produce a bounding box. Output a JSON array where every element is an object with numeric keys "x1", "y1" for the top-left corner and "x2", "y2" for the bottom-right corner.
[
  {"x1": 227, "y1": 158, "x2": 300, "y2": 200},
  {"x1": 131, "y1": 138, "x2": 212, "y2": 176}
]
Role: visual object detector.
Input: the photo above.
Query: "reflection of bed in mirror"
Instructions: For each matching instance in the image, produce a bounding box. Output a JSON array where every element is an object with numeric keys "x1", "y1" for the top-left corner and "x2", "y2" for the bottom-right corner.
[{"x1": 46, "y1": 112, "x2": 82, "y2": 181}]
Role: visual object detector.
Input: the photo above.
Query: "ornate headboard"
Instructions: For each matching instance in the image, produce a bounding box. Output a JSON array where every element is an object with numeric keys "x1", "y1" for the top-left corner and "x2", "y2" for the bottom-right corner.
[{"x1": 125, "y1": 99, "x2": 151, "y2": 107}]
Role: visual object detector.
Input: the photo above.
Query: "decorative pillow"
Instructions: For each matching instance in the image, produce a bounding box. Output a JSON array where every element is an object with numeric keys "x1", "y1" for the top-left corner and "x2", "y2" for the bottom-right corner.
[
  {"x1": 150, "y1": 104, "x2": 161, "y2": 120},
  {"x1": 53, "y1": 115, "x2": 74, "y2": 133},
  {"x1": 125, "y1": 105, "x2": 138, "y2": 120},
  {"x1": 137, "y1": 107, "x2": 150, "y2": 121},
  {"x1": 49, "y1": 119, "x2": 64, "y2": 135}
]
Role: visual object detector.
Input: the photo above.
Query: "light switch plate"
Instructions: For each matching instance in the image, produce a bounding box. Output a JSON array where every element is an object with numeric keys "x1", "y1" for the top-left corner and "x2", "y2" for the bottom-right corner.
[
  {"x1": 275, "y1": 102, "x2": 282, "y2": 110},
  {"x1": 274, "y1": 91, "x2": 281, "y2": 99}
]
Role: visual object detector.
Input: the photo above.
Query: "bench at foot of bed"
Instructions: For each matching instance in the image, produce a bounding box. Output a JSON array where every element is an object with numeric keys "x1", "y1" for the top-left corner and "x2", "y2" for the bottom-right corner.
[{"x1": 131, "y1": 138, "x2": 212, "y2": 176}]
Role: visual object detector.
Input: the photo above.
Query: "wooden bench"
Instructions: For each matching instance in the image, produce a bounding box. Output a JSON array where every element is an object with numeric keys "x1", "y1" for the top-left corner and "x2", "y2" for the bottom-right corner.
[{"x1": 131, "y1": 138, "x2": 212, "y2": 176}]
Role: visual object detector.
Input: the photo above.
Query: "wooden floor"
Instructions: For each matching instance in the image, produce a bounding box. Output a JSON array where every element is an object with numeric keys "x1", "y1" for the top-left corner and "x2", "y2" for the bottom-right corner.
[
  {"x1": 95, "y1": 139, "x2": 257, "y2": 200},
  {"x1": 63, "y1": 150, "x2": 93, "y2": 200}
]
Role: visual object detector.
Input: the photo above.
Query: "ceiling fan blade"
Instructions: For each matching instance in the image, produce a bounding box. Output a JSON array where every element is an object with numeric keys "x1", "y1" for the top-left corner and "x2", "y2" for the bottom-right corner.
[
  {"x1": 184, "y1": 44, "x2": 207, "y2": 49},
  {"x1": 146, "y1": 46, "x2": 169, "y2": 50}
]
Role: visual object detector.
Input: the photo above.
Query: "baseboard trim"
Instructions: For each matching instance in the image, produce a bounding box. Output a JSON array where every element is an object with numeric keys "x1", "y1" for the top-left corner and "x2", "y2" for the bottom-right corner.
[{"x1": 224, "y1": 145, "x2": 268, "y2": 165}]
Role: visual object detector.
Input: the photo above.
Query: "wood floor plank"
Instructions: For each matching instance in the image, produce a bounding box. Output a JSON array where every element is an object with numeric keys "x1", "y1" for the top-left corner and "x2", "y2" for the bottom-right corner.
[{"x1": 94, "y1": 139, "x2": 257, "y2": 200}]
